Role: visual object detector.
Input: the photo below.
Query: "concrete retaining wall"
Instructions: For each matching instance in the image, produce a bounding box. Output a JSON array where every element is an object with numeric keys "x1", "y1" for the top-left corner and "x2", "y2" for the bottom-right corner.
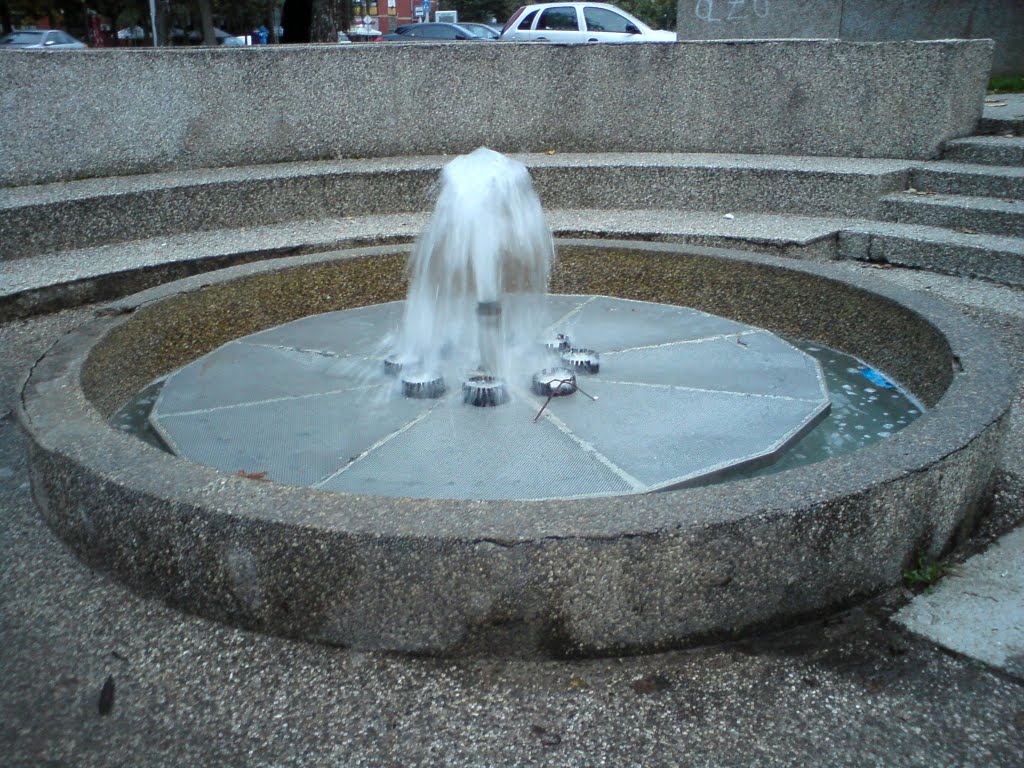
[
  {"x1": 0, "y1": 38, "x2": 991, "y2": 187},
  {"x1": 675, "y1": 0, "x2": 1021, "y2": 75}
]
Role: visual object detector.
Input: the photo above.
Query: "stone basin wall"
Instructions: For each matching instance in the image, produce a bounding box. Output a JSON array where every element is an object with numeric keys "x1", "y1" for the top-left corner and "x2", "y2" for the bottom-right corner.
[
  {"x1": 0, "y1": 38, "x2": 991, "y2": 187},
  {"x1": 20, "y1": 243, "x2": 1014, "y2": 656}
]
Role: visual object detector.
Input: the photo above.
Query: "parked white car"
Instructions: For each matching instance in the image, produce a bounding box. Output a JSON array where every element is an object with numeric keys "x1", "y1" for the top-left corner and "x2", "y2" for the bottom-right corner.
[
  {"x1": 499, "y1": 2, "x2": 676, "y2": 43},
  {"x1": 0, "y1": 29, "x2": 87, "y2": 49}
]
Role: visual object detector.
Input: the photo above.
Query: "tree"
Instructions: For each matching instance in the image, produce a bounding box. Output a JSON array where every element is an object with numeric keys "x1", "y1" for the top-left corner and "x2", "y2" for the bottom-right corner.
[
  {"x1": 1, "y1": 0, "x2": 14, "y2": 34},
  {"x1": 615, "y1": 0, "x2": 675, "y2": 30},
  {"x1": 197, "y1": 0, "x2": 215, "y2": 43},
  {"x1": 310, "y1": 0, "x2": 352, "y2": 41},
  {"x1": 442, "y1": 0, "x2": 515, "y2": 25}
]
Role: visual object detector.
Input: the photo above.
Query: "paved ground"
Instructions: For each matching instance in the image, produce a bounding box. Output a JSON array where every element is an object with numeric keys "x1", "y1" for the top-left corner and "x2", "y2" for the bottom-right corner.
[
  {"x1": 2, "y1": 258, "x2": 1023, "y2": 767},
  {"x1": 984, "y1": 92, "x2": 1024, "y2": 127}
]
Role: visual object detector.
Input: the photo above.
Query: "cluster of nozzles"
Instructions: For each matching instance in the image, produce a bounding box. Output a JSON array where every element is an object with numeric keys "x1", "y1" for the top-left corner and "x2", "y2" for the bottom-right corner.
[{"x1": 383, "y1": 327, "x2": 600, "y2": 407}]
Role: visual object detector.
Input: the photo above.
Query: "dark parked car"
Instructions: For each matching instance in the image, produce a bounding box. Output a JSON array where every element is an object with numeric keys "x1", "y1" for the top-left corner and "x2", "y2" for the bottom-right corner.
[
  {"x1": 376, "y1": 22, "x2": 492, "y2": 41},
  {"x1": 459, "y1": 22, "x2": 501, "y2": 39},
  {"x1": 0, "y1": 29, "x2": 87, "y2": 49}
]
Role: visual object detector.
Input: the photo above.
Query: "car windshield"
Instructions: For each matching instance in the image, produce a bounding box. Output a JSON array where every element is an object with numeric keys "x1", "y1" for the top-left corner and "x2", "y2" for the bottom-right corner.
[
  {"x1": 1, "y1": 31, "x2": 46, "y2": 44},
  {"x1": 462, "y1": 23, "x2": 498, "y2": 38}
]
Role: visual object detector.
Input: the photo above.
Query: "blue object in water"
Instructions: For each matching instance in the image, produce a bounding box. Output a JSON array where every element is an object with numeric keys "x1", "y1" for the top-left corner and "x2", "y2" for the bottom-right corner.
[{"x1": 860, "y1": 367, "x2": 895, "y2": 389}]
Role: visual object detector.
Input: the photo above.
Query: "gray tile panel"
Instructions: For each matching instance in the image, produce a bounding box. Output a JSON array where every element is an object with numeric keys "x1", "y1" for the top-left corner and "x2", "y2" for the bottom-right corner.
[
  {"x1": 154, "y1": 342, "x2": 377, "y2": 415},
  {"x1": 150, "y1": 296, "x2": 828, "y2": 499},
  {"x1": 153, "y1": 387, "x2": 427, "y2": 487},
  {"x1": 320, "y1": 395, "x2": 636, "y2": 500}
]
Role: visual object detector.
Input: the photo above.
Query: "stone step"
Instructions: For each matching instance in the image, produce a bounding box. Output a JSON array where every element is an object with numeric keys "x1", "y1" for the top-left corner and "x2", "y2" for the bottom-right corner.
[
  {"x1": 877, "y1": 192, "x2": 1024, "y2": 238},
  {"x1": 978, "y1": 115, "x2": 1024, "y2": 137},
  {"x1": 942, "y1": 136, "x2": 1024, "y2": 167},
  {"x1": 911, "y1": 162, "x2": 1024, "y2": 199},
  {"x1": 977, "y1": 93, "x2": 1024, "y2": 137},
  {"x1": 7, "y1": 205, "x2": 1023, "y2": 321},
  {"x1": 0, "y1": 209, "x2": 846, "y2": 322},
  {"x1": 838, "y1": 221, "x2": 1024, "y2": 286},
  {"x1": 0, "y1": 153, "x2": 911, "y2": 261}
]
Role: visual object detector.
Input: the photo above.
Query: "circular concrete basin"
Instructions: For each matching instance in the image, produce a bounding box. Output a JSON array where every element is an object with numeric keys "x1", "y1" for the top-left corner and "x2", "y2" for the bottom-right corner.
[{"x1": 19, "y1": 240, "x2": 1014, "y2": 656}]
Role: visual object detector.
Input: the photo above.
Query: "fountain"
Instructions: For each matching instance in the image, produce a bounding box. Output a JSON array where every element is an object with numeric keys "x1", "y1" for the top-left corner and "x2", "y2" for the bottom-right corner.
[
  {"x1": 389, "y1": 148, "x2": 553, "y2": 406},
  {"x1": 129, "y1": 149, "x2": 842, "y2": 501},
  {"x1": 17, "y1": 149, "x2": 1013, "y2": 656}
]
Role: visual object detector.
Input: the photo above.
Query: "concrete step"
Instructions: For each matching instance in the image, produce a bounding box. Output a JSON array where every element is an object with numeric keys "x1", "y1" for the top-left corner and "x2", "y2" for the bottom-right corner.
[
  {"x1": 877, "y1": 192, "x2": 1024, "y2": 238},
  {"x1": 978, "y1": 93, "x2": 1024, "y2": 137},
  {"x1": 942, "y1": 136, "x2": 1024, "y2": 167},
  {"x1": 838, "y1": 221, "x2": 1024, "y2": 286},
  {"x1": 7, "y1": 200, "x2": 1023, "y2": 323},
  {"x1": 911, "y1": 162, "x2": 1024, "y2": 199},
  {"x1": 0, "y1": 153, "x2": 911, "y2": 261},
  {"x1": 0, "y1": 209, "x2": 846, "y2": 322}
]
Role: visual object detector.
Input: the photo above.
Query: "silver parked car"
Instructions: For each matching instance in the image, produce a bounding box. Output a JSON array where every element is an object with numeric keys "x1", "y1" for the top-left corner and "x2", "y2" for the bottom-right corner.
[
  {"x1": 500, "y1": 2, "x2": 676, "y2": 43},
  {"x1": 0, "y1": 29, "x2": 87, "y2": 49}
]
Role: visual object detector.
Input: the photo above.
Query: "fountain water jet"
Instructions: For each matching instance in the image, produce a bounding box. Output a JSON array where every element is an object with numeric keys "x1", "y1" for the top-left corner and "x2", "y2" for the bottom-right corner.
[{"x1": 390, "y1": 148, "x2": 554, "y2": 402}]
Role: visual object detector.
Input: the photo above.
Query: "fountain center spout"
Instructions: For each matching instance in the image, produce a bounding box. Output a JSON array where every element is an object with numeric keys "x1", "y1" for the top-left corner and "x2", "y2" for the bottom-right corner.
[{"x1": 391, "y1": 148, "x2": 554, "y2": 399}]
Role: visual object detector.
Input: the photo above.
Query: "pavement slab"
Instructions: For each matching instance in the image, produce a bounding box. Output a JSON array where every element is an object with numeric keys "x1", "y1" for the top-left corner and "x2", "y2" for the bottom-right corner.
[{"x1": 895, "y1": 526, "x2": 1024, "y2": 677}]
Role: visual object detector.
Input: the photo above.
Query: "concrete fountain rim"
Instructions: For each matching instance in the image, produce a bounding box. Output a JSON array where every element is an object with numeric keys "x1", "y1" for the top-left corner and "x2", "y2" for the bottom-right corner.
[{"x1": 20, "y1": 239, "x2": 1014, "y2": 542}]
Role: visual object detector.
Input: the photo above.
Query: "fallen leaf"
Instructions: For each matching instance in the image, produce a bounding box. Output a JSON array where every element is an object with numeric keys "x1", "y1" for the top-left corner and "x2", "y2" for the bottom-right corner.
[
  {"x1": 568, "y1": 676, "x2": 588, "y2": 690},
  {"x1": 98, "y1": 675, "x2": 115, "y2": 716},
  {"x1": 545, "y1": 149, "x2": 557, "y2": 155},
  {"x1": 237, "y1": 470, "x2": 269, "y2": 481},
  {"x1": 631, "y1": 673, "x2": 671, "y2": 694},
  {"x1": 529, "y1": 724, "x2": 562, "y2": 746}
]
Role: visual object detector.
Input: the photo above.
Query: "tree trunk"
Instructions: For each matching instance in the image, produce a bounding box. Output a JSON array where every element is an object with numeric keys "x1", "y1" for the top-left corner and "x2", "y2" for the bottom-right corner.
[
  {"x1": 311, "y1": 0, "x2": 354, "y2": 42},
  {"x1": 310, "y1": 0, "x2": 338, "y2": 42},
  {"x1": 269, "y1": 0, "x2": 281, "y2": 43},
  {"x1": 157, "y1": 0, "x2": 170, "y2": 46},
  {"x1": 198, "y1": 0, "x2": 216, "y2": 46}
]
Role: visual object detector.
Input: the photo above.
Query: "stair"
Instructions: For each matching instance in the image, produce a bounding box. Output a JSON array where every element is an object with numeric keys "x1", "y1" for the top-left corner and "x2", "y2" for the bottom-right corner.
[
  {"x1": 837, "y1": 222, "x2": 1024, "y2": 286},
  {"x1": 0, "y1": 154, "x2": 911, "y2": 262},
  {"x1": 5, "y1": 133, "x2": 1024, "y2": 323},
  {"x1": 876, "y1": 192, "x2": 1024, "y2": 238},
  {"x1": 845, "y1": 134, "x2": 1024, "y2": 282},
  {"x1": 942, "y1": 137, "x2": 1024, "y2": 167},
  {"x1": 0, "y1": 209, "x2": 845, "y2": 323},
  {"x1": 977, "y1": 93, "x2": 1024, "y2": 137},
  {"x1": 910, "y1": 162, "x2": 1024, "y2": 199}
]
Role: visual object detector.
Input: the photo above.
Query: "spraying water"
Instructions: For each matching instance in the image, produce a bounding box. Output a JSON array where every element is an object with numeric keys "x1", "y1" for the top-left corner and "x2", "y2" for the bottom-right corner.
[{"x1": 389, "y1": 148, "x2": 555, "y2": 400}]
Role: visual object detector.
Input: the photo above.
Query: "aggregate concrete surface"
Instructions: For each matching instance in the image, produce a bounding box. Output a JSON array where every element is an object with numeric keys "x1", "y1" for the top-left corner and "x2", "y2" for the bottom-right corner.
[
  {"x1": 3, "y1": 262, "x2": 1024, "y2": 766},
  {"x1": 895, "y1": 525, "x2": 1024, "y2": 677}
]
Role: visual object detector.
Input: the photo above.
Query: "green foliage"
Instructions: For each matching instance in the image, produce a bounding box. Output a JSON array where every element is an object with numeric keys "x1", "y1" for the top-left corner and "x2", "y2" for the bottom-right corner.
[
  {"x1": 442, "y1": 0, "x2": 518, "y2": 25},
  {"x1": 902, "y1": 553, "x2": 950, "y2": 591},
  {"x1": 988, "y1": 75, "x2": 1024, "y2": 94},
  {"x1": 613, "y1": 0, "x2": 676, "y2": 30}
]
